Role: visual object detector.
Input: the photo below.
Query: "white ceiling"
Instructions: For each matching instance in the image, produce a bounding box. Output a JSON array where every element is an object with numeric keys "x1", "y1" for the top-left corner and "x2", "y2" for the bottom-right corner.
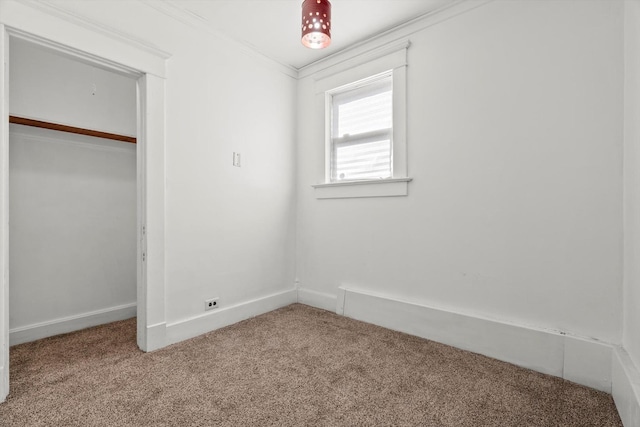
[
  {"x1": 33, "y1": 0, "x2": 456, "y2": 71},
  {"x1": 172, "y1": 0, "x2": 453, "y2": 69}
]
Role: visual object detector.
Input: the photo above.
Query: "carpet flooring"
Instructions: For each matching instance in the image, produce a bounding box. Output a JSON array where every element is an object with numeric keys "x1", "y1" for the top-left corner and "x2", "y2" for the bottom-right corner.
[{"x1": 0, "y1": 304, "x2": 623, "y2": 426}]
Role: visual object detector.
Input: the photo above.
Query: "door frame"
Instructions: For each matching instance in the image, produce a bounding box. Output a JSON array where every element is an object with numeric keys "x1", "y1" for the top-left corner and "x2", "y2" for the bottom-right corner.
[{"x1": 0, "y1": 24, "x2": 167, "y2": 402}]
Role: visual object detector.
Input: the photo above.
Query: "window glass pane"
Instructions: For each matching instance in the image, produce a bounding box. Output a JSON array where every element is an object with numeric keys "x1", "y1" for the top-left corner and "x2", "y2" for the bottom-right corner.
[
  {"x1": 334, "y1": 78, "x2": 392, "y2": 137},
  {"x1": 334, "y1": 139, "x2": 391, "y2": 181}
]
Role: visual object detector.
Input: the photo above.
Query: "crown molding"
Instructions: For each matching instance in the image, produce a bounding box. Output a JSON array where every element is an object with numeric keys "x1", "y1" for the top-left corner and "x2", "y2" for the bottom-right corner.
[
  {"x1": 298, "y1": 0, "x2": 494, "y2": 79},
  {"x1": 12, "y1": 0, "x2": 493, "y2": 81},
  {"x1": 139, "y1": 0, "x2": 299, "y2": 79},
  {"x1": 18, "y1": 0, "x2": 172, "y2": 60}
]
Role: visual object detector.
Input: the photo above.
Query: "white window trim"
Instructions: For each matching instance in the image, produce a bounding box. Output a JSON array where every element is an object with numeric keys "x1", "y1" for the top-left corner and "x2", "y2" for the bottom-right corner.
[
  {"x1": 313, "y1": 177, "x2": 413, "y2": 199},
  {"x1": 312, "y1": 38, "x2": 411, "y2": 199}
]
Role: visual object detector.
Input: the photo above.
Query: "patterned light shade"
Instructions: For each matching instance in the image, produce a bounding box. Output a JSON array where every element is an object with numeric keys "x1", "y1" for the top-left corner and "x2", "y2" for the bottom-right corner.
[{"x1": 301, "y1": 0, "x2": 331, "y2": 49}]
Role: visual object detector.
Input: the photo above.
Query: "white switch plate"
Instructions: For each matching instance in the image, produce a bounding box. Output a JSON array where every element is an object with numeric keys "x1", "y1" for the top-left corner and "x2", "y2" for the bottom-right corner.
[{"x1": 233, "y1": 152, "x2": 241, "y2": 167}]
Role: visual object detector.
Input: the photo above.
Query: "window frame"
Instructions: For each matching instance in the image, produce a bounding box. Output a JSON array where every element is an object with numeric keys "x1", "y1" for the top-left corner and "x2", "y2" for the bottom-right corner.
[{"x1": 312, "y1": 39, "x2": 411, "y2": 199}]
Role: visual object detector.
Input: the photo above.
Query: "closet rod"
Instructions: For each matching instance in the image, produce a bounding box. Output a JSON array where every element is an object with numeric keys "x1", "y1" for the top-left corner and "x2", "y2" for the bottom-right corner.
[{"x1": 9, "y1": 116, "x2": 136, "y2": 144}]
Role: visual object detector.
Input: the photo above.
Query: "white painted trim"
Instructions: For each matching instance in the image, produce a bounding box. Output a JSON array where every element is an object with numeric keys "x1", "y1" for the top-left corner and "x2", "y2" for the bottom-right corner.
[
  {"x1": 298, "y1": 0, "x2": 493, "y2": 79},
  {"x1": 313, "y1": 41, "x2": 409, "y2": 95},
  {"x1": 9, "y1": 303, "x2": 137, "y2": 346},
  {"x1": 0, "y1": 23, "x2": 9, "y2": 404},
  {"x1": 136, "y1": 75, "x2": 148, "y2": 353},
  {"x1": 165, "y1": 289, "x2": 297, "y2": 346},
  {"x1": 19, "y1": 0, "x2": 171, "y2": 60},
  {"x1": 0, "y1": 367, "x2": 4, "y2": 406},
  {"x1": 613, "y1": 347, "x2": 640, "y2": 426},
  {"x1": 0, "y1": 1, "x2": 167, "y2": 78},
  {"x1": 6, "y1": 28, "x2": 143, "y2": 79},
  {"x1": 145, "y1": 321, "x2": 167, "y2": 352},
  {"x1": 336, "y1": 288, "x2": 346, "y2": 315},
  {"x1": 299, "y1": 287, "x2": 614, "y2": 392},
  {"x1": 312, "y1": 177, "x2": 413, "y2": 189},
  {"x1": 344, "y1": 288, "x2": 563, "y2": 377},
  {"x1": 312, "y1": 39, "x2": 410, "y2": 87},
  {"x1": 564, "y1": 335, "x2": 612, "y2": 393},
  {"x1": 137, "y1": 73, "x2": 166, "y2": 353},
  {"x1": 313, "y1": 42, "x2": 410, "y2": 192},
  {"x1": 298, "y1": 288, "x2": 337, "y2": 312},
  {"x1": 0, "y1": 18, "x2": 167, "y2": 402},
  {"x1": 313, "y1": 178, "x2": 412, "y2": 199},
  {"x1": 393, "y1": 63, "x2": 408, "y2": 179}
]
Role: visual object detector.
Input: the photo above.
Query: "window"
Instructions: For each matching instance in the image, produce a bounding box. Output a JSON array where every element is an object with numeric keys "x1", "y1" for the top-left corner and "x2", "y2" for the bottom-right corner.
[
  {"x1": 311, "y1": 39, "x2": 411, "y2": 199},
  {"x1": 328, "y1": 73, "x2": 393, "y2": 182}
]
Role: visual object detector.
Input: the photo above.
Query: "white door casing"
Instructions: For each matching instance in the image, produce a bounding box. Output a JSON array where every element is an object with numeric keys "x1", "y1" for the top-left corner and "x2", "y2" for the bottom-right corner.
[{"x1": 0, "y1": 4, "x2": 169, "y2": 401}]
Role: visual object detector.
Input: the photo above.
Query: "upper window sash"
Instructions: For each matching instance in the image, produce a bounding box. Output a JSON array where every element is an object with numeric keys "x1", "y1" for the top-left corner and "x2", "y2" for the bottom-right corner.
[{"x1": 329, "y1": 74, "x2": 392, "y2": 140}]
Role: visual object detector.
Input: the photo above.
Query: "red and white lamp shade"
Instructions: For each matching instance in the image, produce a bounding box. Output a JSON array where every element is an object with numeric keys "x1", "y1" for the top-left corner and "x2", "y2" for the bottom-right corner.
[{"x1": 301, "y1": 0, "x2": 332, "y2": 49}]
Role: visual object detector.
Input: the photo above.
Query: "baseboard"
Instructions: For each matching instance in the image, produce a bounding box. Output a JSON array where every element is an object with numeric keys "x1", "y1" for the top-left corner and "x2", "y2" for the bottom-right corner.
[
  {"x1": 613, "y1": 347, "x2": 640, "y2": 426},
  {"x1": 300, "y1": 287, "x2": 613, "y2": 393},
  {"x1": 165, "y1": 289, "x2": 297, "y2": 346},
  {"x1": 9, "y1": 302, "x2": 137, "y2": 346},
  {"x1": 563, "y1": 334, "x2": 612, "y2": 393},
  {"x1": 144, "y1": 321, "x2": 167, "y2": 352},
  {"x1": 297, "y1": 288, "x2": 336, "y2": 312},
  {"x1": 0, "y1": 366, "x2": 6, "y2": 403}
]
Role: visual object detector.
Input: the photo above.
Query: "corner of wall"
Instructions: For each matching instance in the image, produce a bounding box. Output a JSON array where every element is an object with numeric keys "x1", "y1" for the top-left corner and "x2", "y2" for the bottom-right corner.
[
  {"x1": 297, "y1": 287, "x2": 336, "y2": 312},
  {"x1": 165, "y1": 289, "x2": 297, "y2": 346}
]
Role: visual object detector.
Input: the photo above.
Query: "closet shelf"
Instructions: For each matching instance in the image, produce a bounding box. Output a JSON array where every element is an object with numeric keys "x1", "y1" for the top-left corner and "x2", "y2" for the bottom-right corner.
[{"x1": 9, "y1": 116, "x2": 136, "y2": 144}]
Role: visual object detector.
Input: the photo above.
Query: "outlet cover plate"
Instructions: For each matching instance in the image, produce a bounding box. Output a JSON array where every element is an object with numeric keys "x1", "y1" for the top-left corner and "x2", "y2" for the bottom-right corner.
[{"x1": 205, "y1": 298, "x2": 220, "y2": 311}]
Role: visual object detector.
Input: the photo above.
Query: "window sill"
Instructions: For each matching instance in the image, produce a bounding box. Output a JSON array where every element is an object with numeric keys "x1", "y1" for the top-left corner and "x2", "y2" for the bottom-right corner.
[{"x1": 312, "y1": 177, "x2": 412, "y2": 199}]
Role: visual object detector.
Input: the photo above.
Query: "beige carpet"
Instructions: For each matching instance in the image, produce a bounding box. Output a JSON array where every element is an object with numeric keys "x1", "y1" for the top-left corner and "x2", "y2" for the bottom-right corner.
[{"x1": 0, "y1": 304, "x2": 622, "y2": 426}]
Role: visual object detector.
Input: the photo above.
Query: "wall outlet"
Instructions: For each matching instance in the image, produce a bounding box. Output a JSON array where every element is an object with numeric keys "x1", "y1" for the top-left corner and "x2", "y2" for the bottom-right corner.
[{"x1": 205, "y1": 298, "x2": 219, "y2": 311}]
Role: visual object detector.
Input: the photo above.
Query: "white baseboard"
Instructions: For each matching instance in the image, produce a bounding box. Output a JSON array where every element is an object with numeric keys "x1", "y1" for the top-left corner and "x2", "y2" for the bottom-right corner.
[
  {"x1": 0, "y1": 366, "x2": 6, "y2": 403},
  {"x1": 563, "y1": 334, "x2": 612, "y2": 393},
  {"x1": 9, "y1": 302, "x2": 137, "y2": 346},
  {"x1": 298, "y1": 288, "x2": 336, "y2": 312},
  {"x1": 613, "y1": 347, "x2": 640, "y2": 426},
  {"x1": 144, "y1": 321, "x2": 167, "y2": 352},
  {"x1": 299, "y1": 287, "x2": 613, "y2": 393},
  {"x1": 165, "y1": 289, "x2": 297, "y2": 346}
]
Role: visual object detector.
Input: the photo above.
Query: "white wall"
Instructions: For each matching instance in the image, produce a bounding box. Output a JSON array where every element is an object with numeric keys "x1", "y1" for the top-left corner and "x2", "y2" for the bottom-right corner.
[
  {"x1": 0, "y1": 0, "x2": 297, "y2": 353},
  {"x1": 8, "y1": 39, "x2": 137, "y2": 341},
  {"x1": 297, "y1": 0, "x2": 623, "y2": 343},
  {"x1": 163, "y1": 39, "x2": 297, "y2": 326},
  {"x1": 9, "y1": 126, "x2": 137, "y2": 332},
  {"x1": 624, "y1": 0, "x2": 640, "y2": 373},
  {"x1": 620, "y1": 6, "x2": 640, "y2": 425},
  {"x1": 0, "y1": 0, "x2": 634, "y2": 413},
  {"x1": 145, "y1": 26, "x2": 298, "y2": 330},
  {"x1": 10, "y1": 38, "x2": 136, "y2": 137}
]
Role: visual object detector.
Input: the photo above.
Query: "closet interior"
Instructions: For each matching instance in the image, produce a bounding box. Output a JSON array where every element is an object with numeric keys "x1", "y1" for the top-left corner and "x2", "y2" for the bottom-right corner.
[{"x1": 8, "y1": 38, "x2": 138, "y2": 345}]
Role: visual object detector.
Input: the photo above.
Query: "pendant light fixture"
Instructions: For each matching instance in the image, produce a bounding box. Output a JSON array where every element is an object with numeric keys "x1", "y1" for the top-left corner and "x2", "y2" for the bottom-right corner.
[{"x1": 301, "y1": 0, "x2": 331, "y2": 49}]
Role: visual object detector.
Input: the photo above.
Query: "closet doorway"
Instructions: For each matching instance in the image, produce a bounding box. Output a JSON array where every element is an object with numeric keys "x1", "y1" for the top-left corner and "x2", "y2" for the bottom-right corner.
[
  {"x1": 0, "y1": 23, "x2": 167, "y2": 402},
  {"x1": 8, "y1": 38, "x2": 138, "y2": 346}
]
